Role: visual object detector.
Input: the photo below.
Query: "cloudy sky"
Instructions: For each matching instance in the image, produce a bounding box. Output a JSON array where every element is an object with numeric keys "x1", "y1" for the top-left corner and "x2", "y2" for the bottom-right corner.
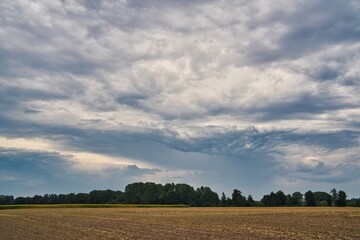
[{"x1": 1, "y1": 0, "x2": 359, "y2": 199}]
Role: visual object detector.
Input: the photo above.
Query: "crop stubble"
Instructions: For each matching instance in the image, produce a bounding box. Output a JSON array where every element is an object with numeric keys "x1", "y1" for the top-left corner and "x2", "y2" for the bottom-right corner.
[{"x1": 0, "y1": 207, "x2": 359, "y2": 239}]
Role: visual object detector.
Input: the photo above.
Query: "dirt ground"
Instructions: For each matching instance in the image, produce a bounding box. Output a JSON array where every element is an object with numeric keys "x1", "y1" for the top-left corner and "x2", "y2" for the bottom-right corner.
[{"x1": 0, "y1": 207, "x2": 359, "y2": 239}]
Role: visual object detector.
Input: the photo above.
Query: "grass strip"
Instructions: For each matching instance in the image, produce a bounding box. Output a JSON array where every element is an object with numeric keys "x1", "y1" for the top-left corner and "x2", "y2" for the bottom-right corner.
[{"x1": 0, "y1": 204, "x2": 190, "y2": 210}]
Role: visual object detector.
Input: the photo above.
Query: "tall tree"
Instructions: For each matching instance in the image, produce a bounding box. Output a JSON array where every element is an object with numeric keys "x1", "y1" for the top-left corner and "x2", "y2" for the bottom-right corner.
[
  {"x1": 276, "y1": 191, "x2": 287, "y2": 206},
  {"x1": 247, "y1": 195, "x2": 255, "y2": 206},
  {"x1": 292, "y1": 192, "x2": 303, "y2": 206},
  {"x1": 221, "y1": 192, "x2": 227, "y2": 206},
  {"x1": 336, "y1": 190, "x2": 347, "y2": 207},
  {"x1": 286, "y1": 194, "x2": 298, "y2": 206},
  {"x1": 314, "y1": 192, "x2": 332, "y2": 206},
  {"x1": 125, "y1": 182, "x2": 145, "y2": 204},
  {"x1": 331, "y1": 188, "x2": 337, "y2": 206},
  {"x1": 261, "y1": 192, "x2": 282, "y2": 206},
  {"x1": 305, "y1": 191, "x2": 316, "y2": 206},
  {"x1": 0, "y1": 195, "x2": 14, "y2": 204},
  {"x1": 195, "y1": 186, "x2": 219, "y2": 207},
  {"x1": 232, "y1": 189, "x2": 246, "y2": 207}
]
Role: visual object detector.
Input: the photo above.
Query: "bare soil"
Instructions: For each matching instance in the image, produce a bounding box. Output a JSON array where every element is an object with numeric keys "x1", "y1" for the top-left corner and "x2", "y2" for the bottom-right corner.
[{"x1": 1, "y1": 207, "x2": 359, "y2": 239}]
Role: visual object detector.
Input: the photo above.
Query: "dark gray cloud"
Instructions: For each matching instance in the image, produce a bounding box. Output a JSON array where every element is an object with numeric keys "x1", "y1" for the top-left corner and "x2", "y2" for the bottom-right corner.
[
  {"x1": 0, "y1": 147, "x2": 161, "y2": 196},
  {"x1": 0, "y1": 86, "x2": 66, "y2": 112},
  {"x1": 254, "y1": 93, "x2": 357, "y2": 121},
  {"x1": 1, "y1": 115, "x2": 358, "y2": 158},
  {"x1": 0, "y1": 148, "x2": 73, "y2": 196},
  {"x1": 242, "y1": 0, "x2": 360, "y2": 64}
]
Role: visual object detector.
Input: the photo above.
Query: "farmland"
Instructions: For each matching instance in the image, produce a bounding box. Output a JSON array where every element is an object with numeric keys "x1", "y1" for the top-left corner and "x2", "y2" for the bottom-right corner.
[{"x1": 1, "y1": 207, "x2": 359, "y2": 239}]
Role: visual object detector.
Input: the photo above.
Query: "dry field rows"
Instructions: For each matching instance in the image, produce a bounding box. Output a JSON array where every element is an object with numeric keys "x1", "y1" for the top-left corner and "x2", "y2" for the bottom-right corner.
[{"x1": 1, "y1": 207, "x2": 359, "y2": 239}]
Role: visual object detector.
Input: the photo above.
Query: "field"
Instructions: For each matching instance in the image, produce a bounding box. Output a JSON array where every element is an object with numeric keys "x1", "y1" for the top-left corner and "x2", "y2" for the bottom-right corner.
[{"x1": 1, "y1": 207, "x2": 359, "y2": 239}]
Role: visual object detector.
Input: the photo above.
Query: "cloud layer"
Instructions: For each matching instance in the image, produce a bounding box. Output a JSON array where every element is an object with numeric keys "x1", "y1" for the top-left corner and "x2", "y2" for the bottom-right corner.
[{"x1": 0, "y1": 0, "x2": 359, "y2": 198}]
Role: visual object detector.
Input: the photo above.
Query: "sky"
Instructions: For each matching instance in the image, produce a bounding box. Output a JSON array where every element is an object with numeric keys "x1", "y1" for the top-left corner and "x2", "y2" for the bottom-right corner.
[{"x1": 0, "y1": 0, "x2": 359, "y2": 200}]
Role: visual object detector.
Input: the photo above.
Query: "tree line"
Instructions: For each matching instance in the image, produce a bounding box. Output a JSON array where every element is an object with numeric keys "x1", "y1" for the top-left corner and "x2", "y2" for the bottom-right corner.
[
  {"x1": 260, "y1": 189, "x2": 350, "y2": 207},
  {"x1": 1, "y1": 182, "x2": 359, "y2": 207}
]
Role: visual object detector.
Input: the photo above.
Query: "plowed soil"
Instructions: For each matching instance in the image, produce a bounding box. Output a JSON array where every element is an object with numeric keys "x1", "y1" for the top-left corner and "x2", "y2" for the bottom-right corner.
[{"x1": 1, "y1": 207, "x2": 359, "y2": 239}]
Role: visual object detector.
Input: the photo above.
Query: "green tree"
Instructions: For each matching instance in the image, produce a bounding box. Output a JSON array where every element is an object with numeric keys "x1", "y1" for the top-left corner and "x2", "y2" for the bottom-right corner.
[
  {"x1": 125, "y1": 182, "x2": 146, "y2": 204},
  {"x1": 292, "y1": 192, "x2": 303, "y2": 206},
  {"x1": 285, "y1": 194, "x2": 298, "y2": 206},
  {"x1": 336, "y1": 190, "x2": 347, "y2": 207},
  {"x1": 276, "y1": 190, "x2": 286, "y2": 206},
  {"x1": 32, "y1": 195, "x2": 43, "y2": 204},
  {"x1": 305, "y1": 191, "x2": 316, "y2": 206},
  {"x1": 314, "y1": 192, "x2": 332, "y2": 206},
  {"x1": 141, "y1": 183, "x2": 162, "y2": 204},
  {"x1": 107, "y1": 191, "x2": 125, "y2": 204},
  {"x1": 232, "y1": 189, "x2": 246, "y2": 207},
  {"x1": 195, "y1": 186, "x2": 219, "y2": 207},
  {"x1": 175, "y1": 183, "x2": 196, "y2": 205},
  {"x1": 261, "y1": 192, "x2": 282, "y2": 206},
  {"x1": 331, "y1": 188, "x2": 337, "y2": 206},
  {"x1": 221, "y1": 192, "x2": 227, "y2": 206},
  {"x1": 76, "y1": 193, "x2": 90, "y2": 204},
  {"x1": 347, "y1": 198, "x2": 360, "y2": 207},
  {"x1": 0, "y1": 195, "x2": 14, "y2": 204},
  {"x1": 247, "y1": 195, "x2": 255, "y2": 206}
]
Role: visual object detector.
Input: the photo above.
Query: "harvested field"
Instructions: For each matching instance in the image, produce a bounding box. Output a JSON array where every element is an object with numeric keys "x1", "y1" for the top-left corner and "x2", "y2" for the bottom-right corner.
[{"x1": 1, "y1": 207, "x2": 359, "y2": 239}]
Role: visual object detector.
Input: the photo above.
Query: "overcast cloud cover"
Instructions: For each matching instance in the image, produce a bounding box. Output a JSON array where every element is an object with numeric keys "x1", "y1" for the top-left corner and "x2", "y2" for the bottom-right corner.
[{"x1": 0, "y1": 0, "x2": 359, "y2": 199}]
